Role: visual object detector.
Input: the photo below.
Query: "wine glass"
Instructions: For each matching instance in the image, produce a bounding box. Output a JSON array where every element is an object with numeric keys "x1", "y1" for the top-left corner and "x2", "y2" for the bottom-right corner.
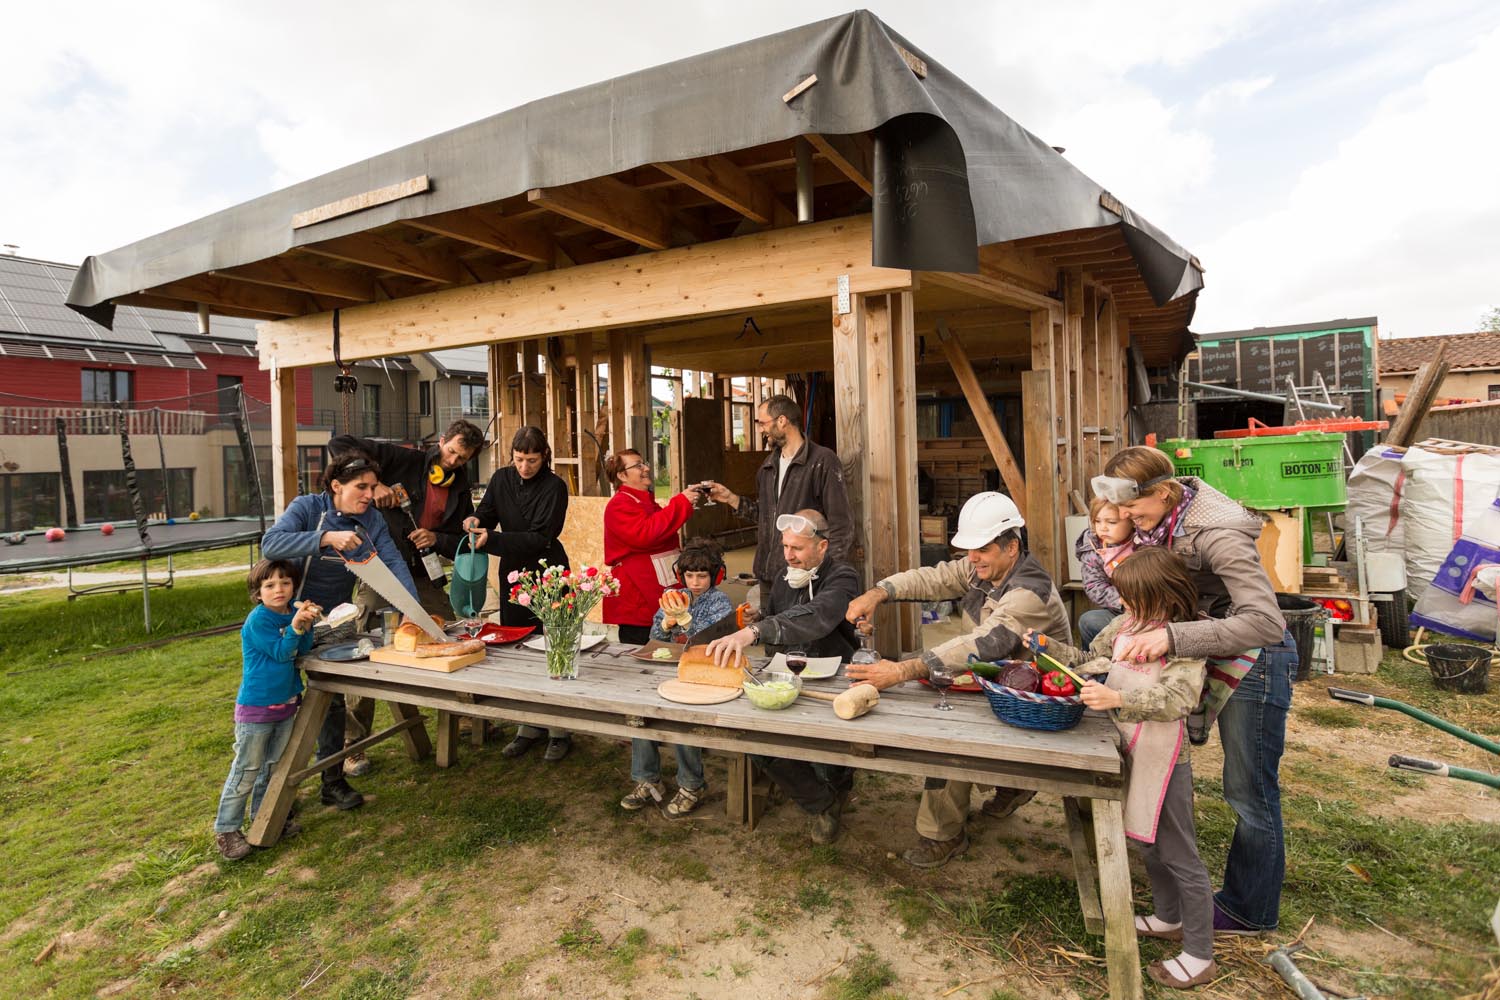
[
  {"x1": 784, "y1": 649, "x2": 808, "y2": 677},
  {"x1": 697, "y1": 480, "x2": 717, "y2": 507},
  {"x1": 928, "y1": 662, "x2": 956, "y2": 711}
]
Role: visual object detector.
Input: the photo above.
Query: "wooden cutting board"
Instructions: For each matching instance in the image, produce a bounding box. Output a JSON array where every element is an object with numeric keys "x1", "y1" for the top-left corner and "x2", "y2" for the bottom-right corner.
[
  {"x1": 657, "y1": 680, "x2": 743, "y2": 705},
  {"x1": 368, "y1": 646, "x2": 487, "y2": 673}
]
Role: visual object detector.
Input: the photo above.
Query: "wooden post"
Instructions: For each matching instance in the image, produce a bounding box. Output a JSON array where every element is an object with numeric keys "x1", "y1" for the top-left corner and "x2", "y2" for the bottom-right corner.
[
  {"x1": 667, "y1": 408, "x2": 685, "y2": 496},
  {"x1": 486, "y1": 344, "x2": 504, "y2": 475},
  {"x1": 1064, "y1": 273, "x2": 1086, "y2": 494},
  {"x1": 270, "y1": 366, "x2": 298, "y2": 509},
  {"x1": 497, "y1": 342, "x2": 520, "y2": 469},
  {"x1": 1081, "y1": 283, "x2": 1103, "y2": 487},
  {"x1": 575, "y1": 334, "x2": 600, "y2": 495},
  {"x1": 521, "y1": 339, "x2": 544, "y2": 428},
  {"x1": 544, "y1": 339, "x2": 572, "y2": 489},
  {"x1": 862, "y1": 295, "x2": 901, "y2": 652},
  {"x1": 1093, "y1": 798, "x2": 1145, "y2": 1000},
  {"x1": 935, "y1": 319, "x2": 1028, "y2": 516},
  {"x1": 608, "y1": 334, "x2": 628, "y2": 458},
  {"x1": 1023, "y1": 368, "x2": 1061, "y2": 582},
  {"x1": 623, "y1": 332, "x2": 650, "y2": 452},
  {"x1": 832, "y1": 294, "x2": 869, "y2": 577},
  {"x1": 890, "y1": 292, "x2": 922, "y2": 653}
]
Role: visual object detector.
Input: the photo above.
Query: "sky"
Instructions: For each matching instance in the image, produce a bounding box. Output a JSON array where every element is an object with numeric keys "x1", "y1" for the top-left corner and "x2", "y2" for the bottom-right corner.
[{"x1": 3, "y1": 0, "x2": 1498, "y2": 339}]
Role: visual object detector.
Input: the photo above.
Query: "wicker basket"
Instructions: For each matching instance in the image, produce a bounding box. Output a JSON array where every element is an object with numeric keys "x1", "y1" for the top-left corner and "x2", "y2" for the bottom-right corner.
[{"x1": 978, "y1": 675, "x2": 1085, "y2": 732}]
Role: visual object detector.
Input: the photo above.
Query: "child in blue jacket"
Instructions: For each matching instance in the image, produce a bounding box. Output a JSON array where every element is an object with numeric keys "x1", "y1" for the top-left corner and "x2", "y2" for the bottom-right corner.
[{"x1": 214, "y1": 559, "x2": 320, "y2": 860}]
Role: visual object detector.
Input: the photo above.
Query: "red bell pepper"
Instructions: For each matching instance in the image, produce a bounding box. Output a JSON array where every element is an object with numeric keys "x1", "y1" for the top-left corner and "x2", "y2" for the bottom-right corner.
[{"x1": 1041, "y1": 670, "x2": 1077, "y2": 697}]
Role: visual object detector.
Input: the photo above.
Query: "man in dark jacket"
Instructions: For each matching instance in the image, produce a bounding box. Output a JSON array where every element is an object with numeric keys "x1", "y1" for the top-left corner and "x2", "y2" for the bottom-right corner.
[
  {"x1": 329, "y1": 419, "x2": 485, "y2": 622},
  {"x1": 705, "y1": 509, "x2": 862, "y2": 845},
  {"x1": 707, "y1": 395, "x2": 852, "y2": 595},
  {"x1": 327, "y1": 419, "x2": 484, "y2": 775}
]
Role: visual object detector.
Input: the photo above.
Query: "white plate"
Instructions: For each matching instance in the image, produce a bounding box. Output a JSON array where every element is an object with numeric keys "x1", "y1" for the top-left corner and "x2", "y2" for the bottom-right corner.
[
  {"x1": 521, "y1": 633, "x2": 608, "y2": 653},
  {"x1": 767, "y1": 652, "x2": 842, "y2": 679}
]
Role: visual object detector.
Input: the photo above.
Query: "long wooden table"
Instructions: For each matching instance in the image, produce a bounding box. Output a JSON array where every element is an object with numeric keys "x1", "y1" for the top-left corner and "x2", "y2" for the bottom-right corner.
[{"x1": 247, "y1": 640, "x2": 1142, "y2": 1000}]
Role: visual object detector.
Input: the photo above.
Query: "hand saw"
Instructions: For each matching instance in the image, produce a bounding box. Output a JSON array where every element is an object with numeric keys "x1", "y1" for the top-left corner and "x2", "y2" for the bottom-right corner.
[{"x1": 335, "y1": 524, "x2": 446, "y2": 642}]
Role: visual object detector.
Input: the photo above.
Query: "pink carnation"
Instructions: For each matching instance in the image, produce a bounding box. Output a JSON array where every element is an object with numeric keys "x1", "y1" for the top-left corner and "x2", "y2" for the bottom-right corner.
[
  {"x1": 578, "y1": 580, "x2": 594, "y2": 592},
  {"x1": 516, "y1": 592, "x2": 532, "y2": 607},
  {"x1": 507, "y1": 570, "x2": 520, "y2": 584}
]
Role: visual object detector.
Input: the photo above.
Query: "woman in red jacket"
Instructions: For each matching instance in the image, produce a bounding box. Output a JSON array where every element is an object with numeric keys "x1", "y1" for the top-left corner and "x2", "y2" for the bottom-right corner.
[{"x1": 603, "y1": 449, "x2": 700, "y2": 643}]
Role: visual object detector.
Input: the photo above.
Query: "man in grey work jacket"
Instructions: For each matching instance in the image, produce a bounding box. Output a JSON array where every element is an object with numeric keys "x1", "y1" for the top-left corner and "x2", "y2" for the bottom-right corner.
[
  {"x1": 845, "y1": 492, "x2": 1070, "y2": 869},
  {"x1": 706, "y1": 394, "x2": 852, "y2": 596}
]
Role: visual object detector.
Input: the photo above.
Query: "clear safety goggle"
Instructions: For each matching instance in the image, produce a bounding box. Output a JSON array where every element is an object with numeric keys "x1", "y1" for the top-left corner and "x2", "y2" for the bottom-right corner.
[
  {"x1": 1090, "y1": 473, "x2": 1172, "y2": 505},
  {"x1": 775, "y1": 513, "x2": 827, "y2": 538}
]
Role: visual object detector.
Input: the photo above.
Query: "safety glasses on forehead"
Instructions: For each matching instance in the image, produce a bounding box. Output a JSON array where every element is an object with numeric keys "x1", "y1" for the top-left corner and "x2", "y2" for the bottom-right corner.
[
  {"x1": 775, "y1": 513, "x2": 827, "y2": 537},
  {"x1": 1091, "y1": 473, "x2": 1172, "y2": 505}
]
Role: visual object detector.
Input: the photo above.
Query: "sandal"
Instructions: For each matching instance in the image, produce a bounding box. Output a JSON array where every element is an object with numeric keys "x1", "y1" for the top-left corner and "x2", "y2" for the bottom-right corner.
[
  {"x1": 1134, "y1": 914, "x2": 1183, "y2": 941},
  {"x1": 1147, "y1": 957, "x2": 1219, "y2": 990},
  {"x1": 664, "y1": 784, "x2": 706, "y2": 818}
]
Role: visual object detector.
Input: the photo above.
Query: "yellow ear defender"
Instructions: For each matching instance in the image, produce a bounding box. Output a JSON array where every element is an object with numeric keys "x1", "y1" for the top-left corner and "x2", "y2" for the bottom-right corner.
[{"x1": 428, "y1": 463, "x2": 456, "y2": 487}]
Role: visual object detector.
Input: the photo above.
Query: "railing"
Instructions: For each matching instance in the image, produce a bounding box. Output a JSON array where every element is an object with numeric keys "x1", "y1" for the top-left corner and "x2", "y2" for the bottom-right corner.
[
  {"x1": 0, "y1": 406, "x2": 208, "y2": 436},
  {"x1": 437, "y1": 405, "x2": 489, "y2": 426},
  {"x1": 312, "y1": 409, "x2": 425, "y2": 442}
]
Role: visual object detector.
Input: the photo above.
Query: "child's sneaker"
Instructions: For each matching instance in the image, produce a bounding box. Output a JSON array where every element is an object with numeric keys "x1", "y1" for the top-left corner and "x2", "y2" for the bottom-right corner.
[
  {"x1": 216, "y1": 831, "x2": 252, "y2": 860},
  {"x1": 620, "y1": 780, "x2": 665, "y2": 811}
]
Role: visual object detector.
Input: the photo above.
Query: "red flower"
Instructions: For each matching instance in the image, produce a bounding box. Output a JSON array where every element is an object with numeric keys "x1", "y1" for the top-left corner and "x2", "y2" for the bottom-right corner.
[{"x1": 585, "y1": 566, "x2": 598, "y2": 578}]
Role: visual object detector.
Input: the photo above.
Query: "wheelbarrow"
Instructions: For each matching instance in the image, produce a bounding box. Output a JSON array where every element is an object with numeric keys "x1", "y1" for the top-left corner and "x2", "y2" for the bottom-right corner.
[{"x1": 1328, "y1": 687, "x2": 1500, "y2": 790}]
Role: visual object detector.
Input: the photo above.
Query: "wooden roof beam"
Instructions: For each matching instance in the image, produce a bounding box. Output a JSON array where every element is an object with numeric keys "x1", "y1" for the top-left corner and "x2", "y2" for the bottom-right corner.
[
  {"x1": 148, "y1": 276, "x2": 314, "y2": 317},
  {"x1": 1014, "y1": 226, "x2": 1117, "y2": 250},
  {"x1": 527, "y1": 178, "x2": 673, "y2": 251},
  {"x1": 806, "y1": 133, "x2": 874, "y2": 195},
  {"x1": 654, "y1": 156, "x2": 795, "y2": 227},
  {"x1": 210, "y1": 256, "x2": 377, "y2": 302},
  {"x1": 404, "y1": 208, "x2": 554, "y2": 263},
  {"x1": 302, "y1": 232, "x2": 465, "y2": 284}
]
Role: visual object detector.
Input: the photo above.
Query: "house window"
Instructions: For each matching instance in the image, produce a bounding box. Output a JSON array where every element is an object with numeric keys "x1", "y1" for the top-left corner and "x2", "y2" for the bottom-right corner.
[
  {"x1": 1489, "y1": 384, "x2": 1500, "y2": 401},
  {"x1": 222, "y1": 446, "x2": 272, "y2": 517},
  {"x1": 419, "y1": 380, "x2": 432, "y2": 417},
  {"x1": 2, "y1": 473, "x2": 61, "y2": 532},
  {"x1": 460, "y1": 383, "x2": 488, "y2": 416},
  {"x1": 298, "y1": 445, "x2": 327, "y2": 497},
  {"x1": 83, "y1": 468, "x2": 194, "y2": 522},
  {"x1": 81, "y1": 369, "x2": 133, "y2": 404}
]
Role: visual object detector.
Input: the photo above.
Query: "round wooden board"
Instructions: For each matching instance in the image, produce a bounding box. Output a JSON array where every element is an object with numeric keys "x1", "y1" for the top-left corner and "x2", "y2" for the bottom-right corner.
[{"x1": 657, "y1": 680, "x2": 743, "y2": 705}]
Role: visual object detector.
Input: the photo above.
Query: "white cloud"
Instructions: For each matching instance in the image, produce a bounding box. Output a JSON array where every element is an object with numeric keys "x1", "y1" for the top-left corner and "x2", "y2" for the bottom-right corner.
[
  {"x1": 1194, "y1": 74, "x2": 1274, "y2": 114},
  {"x1": 1193, "y1": 23, "x2": 1500, "y2": 337}
]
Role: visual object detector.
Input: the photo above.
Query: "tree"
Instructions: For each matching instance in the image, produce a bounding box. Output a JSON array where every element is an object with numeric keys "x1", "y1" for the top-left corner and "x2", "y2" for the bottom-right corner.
[{"x1": 1481, "y1": 307, "x2": 1500, "y2": 333}]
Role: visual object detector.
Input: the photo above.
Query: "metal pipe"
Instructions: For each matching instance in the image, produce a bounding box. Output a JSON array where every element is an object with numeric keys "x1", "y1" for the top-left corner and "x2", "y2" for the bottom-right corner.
[
  {"x1": 1183, "y1": 381, "x2": 1342, "y2": 412},
  {"x1": 794, "y1": 137, "x2": 814, "y2": 223},
  {"x1": 1265, "y1": 947, "x2": 1341, "y2": 1000}
]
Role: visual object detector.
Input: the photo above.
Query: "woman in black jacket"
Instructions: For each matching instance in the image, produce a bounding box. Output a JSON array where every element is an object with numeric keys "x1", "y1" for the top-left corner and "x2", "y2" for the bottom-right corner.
[{"x1": 464, "y1": 425, "x2": 571, "y2": 760}]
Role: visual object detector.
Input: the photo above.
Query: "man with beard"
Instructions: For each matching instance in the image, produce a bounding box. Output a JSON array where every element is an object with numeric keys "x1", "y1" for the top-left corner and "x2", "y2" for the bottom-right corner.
[
  {"x1": 706, "y1": 395, "x2": 852, "y2": 600},
  {"x1": 327, "y1": 419, "x2": 484, "y2": 774}
]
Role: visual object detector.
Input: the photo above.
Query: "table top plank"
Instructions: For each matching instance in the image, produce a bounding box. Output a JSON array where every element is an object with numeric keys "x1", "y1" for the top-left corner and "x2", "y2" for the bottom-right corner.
[{"x1": 302, "y1": 644, "x2": 1120, "y2": 774}]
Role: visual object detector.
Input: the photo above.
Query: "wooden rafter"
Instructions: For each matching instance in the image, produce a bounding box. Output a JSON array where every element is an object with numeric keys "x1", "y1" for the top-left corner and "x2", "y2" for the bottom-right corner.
[
  {"x1": 149, "y1": 276, "x2": 314, "y2": 317},
  {"x1": 654, "y1": 156, "x2": 794, "y2": 227},
  {"x1": 116, "y1": 292, "x2": 285, "y2": 323},
  {"x1": 405, "y1": 208, "x2": 553, "y2": 263},
  {"x1": 527, "y1": 178, "x2": 673, "y2": 251},
  {"x1": 211, "y1": 257, "x2": 376, "y2": 302},
  {"x1": 302, "y1": 232, "x2": 464, "y2": 284},
  {"x1": 806, "y1": 133, "x2": 874, "y2": 194}
]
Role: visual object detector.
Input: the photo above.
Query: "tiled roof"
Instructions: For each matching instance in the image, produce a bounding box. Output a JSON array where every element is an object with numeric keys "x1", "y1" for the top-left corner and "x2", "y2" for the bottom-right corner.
[{"x1": 1378, "y1": 331, "x2": 1500, "y2": 374}]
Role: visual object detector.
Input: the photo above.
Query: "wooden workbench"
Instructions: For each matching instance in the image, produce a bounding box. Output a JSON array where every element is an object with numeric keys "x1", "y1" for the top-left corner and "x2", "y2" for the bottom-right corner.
[{"x1": 247, "y1": 640, "x2": 1142, "y2": 999}]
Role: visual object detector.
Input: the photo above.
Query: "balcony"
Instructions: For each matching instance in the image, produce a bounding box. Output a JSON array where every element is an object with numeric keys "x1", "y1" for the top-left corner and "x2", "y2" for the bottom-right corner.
[
  {"x1": 312, "y1": 409, "x2": 426, "y2": 442},
  {"x1": 0, "y1": 406, "x2": 208, "y2": 436},
  {"x1": 437, "y1": 405, "x2": 490, "y2": 426}
]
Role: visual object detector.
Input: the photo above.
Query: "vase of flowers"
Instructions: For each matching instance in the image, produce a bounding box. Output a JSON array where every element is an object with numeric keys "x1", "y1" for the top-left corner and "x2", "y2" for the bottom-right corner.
[{"x1": 508, "y1": 562, "x2": 620, "y2": 679}]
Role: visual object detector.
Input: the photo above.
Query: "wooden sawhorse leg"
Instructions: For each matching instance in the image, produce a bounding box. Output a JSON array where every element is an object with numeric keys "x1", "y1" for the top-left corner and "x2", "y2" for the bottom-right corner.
[
  {"x1": 1092, "y1": 797, "x2": 1144, "y2": 1000},
  {"x1": 1063, "y1": 797, "x2": 1105, "y2": 935},
  {"x1": 388, "y1": 701, "x2": 432, "y2": 761},
  {"x1": 435, "y1": 710, "x2": 460, "y2": 768},
  {"x1": 246, "y1": 688, "x2": 333, "y2": 848}
]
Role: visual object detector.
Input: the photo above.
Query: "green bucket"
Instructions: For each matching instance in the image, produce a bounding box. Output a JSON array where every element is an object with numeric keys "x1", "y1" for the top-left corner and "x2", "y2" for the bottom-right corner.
[
  {"x1": 1158, "y1": 433, "x2": 1347, "y2": 510},
  {"x1": 449, "y1": 533, "x2": 489, "y2": 619}
]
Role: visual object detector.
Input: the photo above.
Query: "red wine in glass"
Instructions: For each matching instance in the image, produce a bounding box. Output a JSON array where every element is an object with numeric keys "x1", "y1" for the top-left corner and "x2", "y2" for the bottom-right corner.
[
  {"x1": 785, "y1": 649, "x2": 808, "y2": 676},
  {"x1": 928, "y1": 663, "x2": 956, "y2": 711}
]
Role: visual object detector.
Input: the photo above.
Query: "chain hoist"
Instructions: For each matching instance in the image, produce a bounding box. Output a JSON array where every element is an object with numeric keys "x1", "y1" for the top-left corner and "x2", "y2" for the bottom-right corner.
[{"x1": 330, "y1": 308, "x2": 359, "y2": 434}]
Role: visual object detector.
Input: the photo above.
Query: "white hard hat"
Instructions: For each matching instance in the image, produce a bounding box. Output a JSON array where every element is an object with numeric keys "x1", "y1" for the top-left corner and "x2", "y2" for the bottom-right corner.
[{"x1": 950, "y1": 491, "x2": 1025, "y2": 550}]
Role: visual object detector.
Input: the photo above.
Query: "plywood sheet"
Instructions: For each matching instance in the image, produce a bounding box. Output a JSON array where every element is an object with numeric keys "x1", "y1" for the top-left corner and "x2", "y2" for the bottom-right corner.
[
  {"x1": 1254, "y1": 508, "x2": 1303, "y2": 594},
  {"x1": 482, "y1": 494, "x2": 612, "y2": 622}
]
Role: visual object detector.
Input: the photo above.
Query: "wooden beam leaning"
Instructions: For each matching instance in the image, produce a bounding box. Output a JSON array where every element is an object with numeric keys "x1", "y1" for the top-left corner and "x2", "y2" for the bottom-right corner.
[
  {"x1": 528, "y1": 177, "x2": 673, "y2": 251},
  {"x1": 655, "y1": 156, "x2": 795, "y2": 227},
  {"x1": 211, "y1": 257, "x2": 377, "y2": 302},
  {"x1": 935, "y1": 319, "x2": 1028, "y2": 518},
  {"x1": 623, "y1": 333, "x2": 651, "y2": 452},
  {"x1": 574, "y1": 335, "x2": 600, "y2": 495},
  {"x1": 291, "y1": 175, "x2": 430, "y2": 230},
  {"x1": 607, "y1": 334, "x2": 628, "y2": 457},
  {"x1": 302, "y1": 232, "x2": 464, "y2": 285},
  {"x1": 258, "y1": 217, "x2": 911, "y2": 369},
  {"x1": 270, "y1": 367, "x2": 298, "y2": 511},
  {"x1": 405, "y1": 207, "x2": 553, "y2": 263},
  {"x1": 806, "y1": 133, "x2": 874, "y2": 195}
]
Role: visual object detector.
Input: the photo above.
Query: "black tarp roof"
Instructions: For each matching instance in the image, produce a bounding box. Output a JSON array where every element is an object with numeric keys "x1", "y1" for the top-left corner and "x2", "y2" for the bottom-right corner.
[{"x1": 67, "y1": 10, "x2": 1202, "y2": 329}]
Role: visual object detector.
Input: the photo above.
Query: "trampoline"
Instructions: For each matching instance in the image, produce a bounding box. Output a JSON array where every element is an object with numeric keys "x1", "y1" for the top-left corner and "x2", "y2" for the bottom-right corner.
[{"x1": 2, "y1": 518, "x2": 266, "y2": 629}]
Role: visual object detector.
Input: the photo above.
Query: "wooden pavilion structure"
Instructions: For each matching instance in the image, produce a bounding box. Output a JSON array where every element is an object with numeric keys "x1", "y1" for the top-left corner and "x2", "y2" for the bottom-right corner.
[{"x1": 67, "y1": 12, "x2": 1202, "y2": 665}]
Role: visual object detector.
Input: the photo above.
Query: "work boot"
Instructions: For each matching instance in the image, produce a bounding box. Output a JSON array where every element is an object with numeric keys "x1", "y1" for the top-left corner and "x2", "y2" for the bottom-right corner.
[
  {"x1": 502, "y1": 733, "x2": 541, "y2": 758},
  {"x1": 980, "y1": 788, "x2": 1036, "y2": 820},
  {"x1": 542, "y1": 736, "x2": 572, "y2": 763},
  {"x1": 215, "y1": 831, "x2": 252, "y2": 861},
  {"x1": 320, "y1": 777, "x2": 365, "y2": 811},
  {"x1": 342, "y1": 739, "x2": 372, "y2": 777},
  {"x1": 810, "y1": 790, "x2": 847, "y2": 845},
  {"x1": 281, "y1": 815, "x2": 303, "y2": 839},
  {"x1": 664, "y1": 784, "x2": 707, "y2": 819},
  {"x1": 902, "y1": 832, "x2": 969, "y2": 869},
  {"x1": 620, "y1": 780, "x2": 666, "y2": 811}
]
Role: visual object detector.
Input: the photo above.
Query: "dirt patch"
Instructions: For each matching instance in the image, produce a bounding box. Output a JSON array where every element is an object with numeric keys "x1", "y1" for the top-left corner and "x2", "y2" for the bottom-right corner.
[
  {"x1": 89, "y1": 861, "x2": 136, "y2": 888},
  {"x1": 159, "y1": 862, "x2": 218, "y2": 898},
  {"x1": 54, "y1": 924, "x2": 110, "y2": 958},
  {"x1": 291, "y1": 866, "x2": 318, "y2": 883},
  {"x1": 154, "y1": 913, "x2": 240, "y2": 964}
]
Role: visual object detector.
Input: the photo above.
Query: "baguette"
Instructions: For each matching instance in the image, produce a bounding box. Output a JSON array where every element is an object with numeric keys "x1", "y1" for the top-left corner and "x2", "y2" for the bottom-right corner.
[{"x1": 410, "y1": 638, "x2": 485, "y2": 658}]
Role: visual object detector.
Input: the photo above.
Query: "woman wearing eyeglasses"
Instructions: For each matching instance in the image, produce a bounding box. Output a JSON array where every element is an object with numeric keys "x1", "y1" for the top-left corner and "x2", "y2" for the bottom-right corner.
[
  {"x1": 261, "y1": 451, "x2": 419, "y2": 812},
  {"x1": 602, "y1": 449, "x2": 702, "y2": 646}
]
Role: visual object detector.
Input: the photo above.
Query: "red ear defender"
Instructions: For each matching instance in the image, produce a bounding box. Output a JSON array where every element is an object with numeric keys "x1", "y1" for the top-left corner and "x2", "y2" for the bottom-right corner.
[
  {"x1": 673, "y1": 558, "x2": 685, "y2": 588},
  {"x1": 713, "y1": 560, "x2": 726, "y2": 587}
]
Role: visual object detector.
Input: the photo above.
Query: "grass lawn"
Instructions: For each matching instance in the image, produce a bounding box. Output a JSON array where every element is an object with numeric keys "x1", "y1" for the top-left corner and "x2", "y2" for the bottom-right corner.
[{"x1": 2, "y1": 578, "x2": 1497, "y2": 998}]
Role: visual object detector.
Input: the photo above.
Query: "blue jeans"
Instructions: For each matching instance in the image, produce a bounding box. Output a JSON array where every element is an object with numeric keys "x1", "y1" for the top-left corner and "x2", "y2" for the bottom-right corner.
[
  {"x1": 1214, "y1": 629, "x2": 1296, "y2": 930},
  {"x1": 631, "y1": 739, "x2": 705, "y2": 790},
  {"x1": 1078, "y1": 608, "x2": 1119, "y2": 650},
  {"x1": 215, "y1": 716, "x2": 296, "y2": 833}
]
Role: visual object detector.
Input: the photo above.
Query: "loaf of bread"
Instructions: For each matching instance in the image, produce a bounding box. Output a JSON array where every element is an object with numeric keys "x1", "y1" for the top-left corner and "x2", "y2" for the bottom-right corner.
[
  {"x1": 411, "y1": 638, "x2": 485, "y2": 658},
  {"x1": 392, "y1": 616, "x2": 449, "y2": 652},
  {"x1": 677, "y1": 644, "x2": 746, "y2": 688}
]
